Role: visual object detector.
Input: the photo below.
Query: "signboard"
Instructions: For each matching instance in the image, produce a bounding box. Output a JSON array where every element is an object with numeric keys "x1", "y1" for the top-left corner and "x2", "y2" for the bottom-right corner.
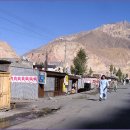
[
  {"x1": 64, "y1": 75, "x2": 69, "y2": 85},
  {"x1": 38, "y1": 72, "x2": 46, "y2": 84},
  {"x1": 11, "y1": 76, "x2": 38, "y2": 84}
]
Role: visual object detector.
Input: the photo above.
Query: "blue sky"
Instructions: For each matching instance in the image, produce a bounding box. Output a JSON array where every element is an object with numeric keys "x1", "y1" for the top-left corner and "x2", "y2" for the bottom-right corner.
[{"x1": 0, "y1": 0, "x2": 130, "y2": 55}]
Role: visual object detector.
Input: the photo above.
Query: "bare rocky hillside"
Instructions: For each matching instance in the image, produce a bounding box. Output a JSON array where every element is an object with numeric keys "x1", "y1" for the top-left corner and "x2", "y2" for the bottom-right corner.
[
  {"x1": 25, "y1": 21, "x2": 130, "y2": 75},
  {"x1": 97, "y1": 21, "x2": 130, "y2": 40},
  {"x1": 0, "y1": 41, "x2": 19, "y2": 59}
]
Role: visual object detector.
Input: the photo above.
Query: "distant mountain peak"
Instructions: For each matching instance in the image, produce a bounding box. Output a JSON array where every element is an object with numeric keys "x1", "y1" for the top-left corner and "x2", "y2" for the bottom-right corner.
[
  {"x1": 96, "y1": 20, "x2": 130, "y2": 40},
  {"x1": 117, "y1": 20, "x2": 130, "y2": 25}
]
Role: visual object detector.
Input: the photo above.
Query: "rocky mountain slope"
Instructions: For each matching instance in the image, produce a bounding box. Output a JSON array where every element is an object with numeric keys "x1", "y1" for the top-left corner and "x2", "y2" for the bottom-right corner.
[
  {"x1": 97, "y1": 20, "x2": 130, "y2": 40},
  {"x1": 25, "y1": 21, "x2": 130, "y2": 75},
  {"x1": 0, "y1": 41, "x2": 19, "y2": 59}
]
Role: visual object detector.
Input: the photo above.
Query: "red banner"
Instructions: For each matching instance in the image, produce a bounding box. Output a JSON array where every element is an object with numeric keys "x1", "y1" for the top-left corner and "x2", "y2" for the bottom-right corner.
[{"x1": 11, "y1": 76, "x2": 38, "y2": 84}]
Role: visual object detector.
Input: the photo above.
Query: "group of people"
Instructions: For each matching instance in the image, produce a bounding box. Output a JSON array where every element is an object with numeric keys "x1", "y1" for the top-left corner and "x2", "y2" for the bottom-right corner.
[{"x1": 99, "y1": 75, "x2": 118, "y2": 101}]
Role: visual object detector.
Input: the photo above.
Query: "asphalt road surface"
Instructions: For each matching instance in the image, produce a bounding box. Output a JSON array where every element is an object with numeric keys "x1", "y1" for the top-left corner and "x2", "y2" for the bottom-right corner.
[{"x1": 9, "y1": 84, "x2": 130, "y2": 129}]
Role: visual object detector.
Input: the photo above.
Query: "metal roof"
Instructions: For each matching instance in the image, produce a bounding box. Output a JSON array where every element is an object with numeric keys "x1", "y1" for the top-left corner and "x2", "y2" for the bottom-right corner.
[
  {"x1": 46, "y1": 71, "x2": 66, "y2": 77},
  {"x1": 0, "y1": 60, "x2": 11, "y2": 64}
]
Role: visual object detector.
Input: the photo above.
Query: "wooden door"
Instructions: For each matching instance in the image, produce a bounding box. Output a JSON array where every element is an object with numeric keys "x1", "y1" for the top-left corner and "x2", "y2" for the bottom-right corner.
[
  {"x1": 54, "y1": 77, "x2": 60, "y2": 96},
  {"x1": 38, "y1": 84, "x2": 44, "y2": 98},
  {"x1": 54, "y1": 77, "x2": 64, "y2": 96},
  {"x1": 0, "y1": 72, "x2": 10, "y2": 110}
]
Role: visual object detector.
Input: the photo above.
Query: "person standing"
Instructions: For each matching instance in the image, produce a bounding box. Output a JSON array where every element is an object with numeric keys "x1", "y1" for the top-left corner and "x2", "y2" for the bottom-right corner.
[
  {"x1": 110, "y1": 79, "x2": 115, "y2": 92},
  {"x1": 99, "y1": 75, "x2": 109, "y2": 101},
  {"x1": 113, "y1": 79, "x2": 118, "y2": 92},
  {"x1": 123, "y1": 79, "x2": 126, "y2": 86}
]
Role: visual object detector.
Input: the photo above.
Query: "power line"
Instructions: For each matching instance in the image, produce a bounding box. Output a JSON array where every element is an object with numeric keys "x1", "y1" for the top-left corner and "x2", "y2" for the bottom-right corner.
[
  {"x1": 0, "y1": 8, "x2": 60, "y2": 55},
  {"x1": 0, "y1": 26, "x2": 47, "y2": 41},
  {"x1": 0, "y1": 16, "x2": 48, "y2": 38},
  {"x1": 0, "y1": 8, "x2": 56, "y2": 38}
]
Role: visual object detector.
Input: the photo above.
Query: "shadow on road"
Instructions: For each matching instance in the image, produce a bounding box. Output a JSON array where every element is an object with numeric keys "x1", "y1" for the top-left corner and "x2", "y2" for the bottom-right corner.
[
  {"x1": 75, "y1": 100, "x2": 130, "y2": 129},
  {"x1": 87, "y1": 99, "x2": 99, "y2": 101}
]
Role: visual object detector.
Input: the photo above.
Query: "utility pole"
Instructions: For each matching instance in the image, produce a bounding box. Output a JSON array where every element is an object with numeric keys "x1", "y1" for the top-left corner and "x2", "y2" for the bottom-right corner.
[
  {"x1": 64, "y1": 41, "x2": 66, "y2": 69},
  {"x1": 60, "y1": 38, "x2": 67, "y2": 72},
  {"x1": 44, "y1": 51, "x2": 48, "y2": 71}
]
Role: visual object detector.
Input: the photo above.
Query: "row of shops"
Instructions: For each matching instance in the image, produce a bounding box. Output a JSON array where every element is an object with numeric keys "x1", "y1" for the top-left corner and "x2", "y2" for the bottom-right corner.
[
  {"x1": 0, "y1": 59, "x2": 81, "y2": 99},
  {"x1": 0, "y1": 59, "x2": 99, "y2": 110}
]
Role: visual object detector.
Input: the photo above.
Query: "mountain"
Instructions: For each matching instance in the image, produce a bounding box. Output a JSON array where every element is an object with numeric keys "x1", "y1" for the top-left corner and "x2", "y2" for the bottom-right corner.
[
  {"x1": 0, "y1": 41, "x2": 19, "y2": 59},
  {"x1": 97, "y1": 20, "x2": 130, "y2": 40},
  {"x1": 25, "y1": 21, "x2": 130, "y2": 76}
]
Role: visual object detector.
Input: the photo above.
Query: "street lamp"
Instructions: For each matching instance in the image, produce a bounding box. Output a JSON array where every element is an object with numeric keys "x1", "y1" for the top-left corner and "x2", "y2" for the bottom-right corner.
[{"x1": 59, "y1": 38, "x2": 67, "y2": 72}]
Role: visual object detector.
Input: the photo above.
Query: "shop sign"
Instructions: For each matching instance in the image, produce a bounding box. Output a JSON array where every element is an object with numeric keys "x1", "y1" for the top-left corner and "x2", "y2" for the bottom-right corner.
[
  {"x1": 11, "y1": 76, "x2": 38, "y2": 84},
  {"x1": 64, "y1": 75, "x2": 69, "y2": 85},
  {"x1": 38, "y1": 72, "x2": 46, "y2": 84}
]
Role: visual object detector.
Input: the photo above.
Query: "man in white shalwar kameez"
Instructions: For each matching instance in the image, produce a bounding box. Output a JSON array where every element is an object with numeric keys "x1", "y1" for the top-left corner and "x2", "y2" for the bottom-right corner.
[{"x1": 99, "y1": 75, "x2": 109, "y2": 101}]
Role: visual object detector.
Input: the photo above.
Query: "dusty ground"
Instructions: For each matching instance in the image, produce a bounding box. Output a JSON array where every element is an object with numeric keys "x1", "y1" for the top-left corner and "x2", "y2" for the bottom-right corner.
[{"x1": 6, "y1": 84, "x2": 130, "y2": 129}]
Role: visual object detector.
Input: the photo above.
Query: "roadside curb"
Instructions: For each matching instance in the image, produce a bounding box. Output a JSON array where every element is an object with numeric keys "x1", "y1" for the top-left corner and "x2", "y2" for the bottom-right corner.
[
  {"x1": 0, "y1": 111, "x2": 31, "y2": 122},
  {"x1": 0, "y1": 107, "x2": 61, "y2": 128}
]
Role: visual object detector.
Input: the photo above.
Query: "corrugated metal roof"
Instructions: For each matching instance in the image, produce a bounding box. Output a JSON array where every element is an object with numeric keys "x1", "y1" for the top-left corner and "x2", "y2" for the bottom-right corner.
[{"x1": 0, "y1": 60, "x2": 11, "y2": 64}]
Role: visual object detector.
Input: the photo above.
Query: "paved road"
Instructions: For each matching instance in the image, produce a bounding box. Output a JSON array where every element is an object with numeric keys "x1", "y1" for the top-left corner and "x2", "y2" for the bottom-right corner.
[{"x1": 9, "y1": 84, "x2": 130, "y2": 129}]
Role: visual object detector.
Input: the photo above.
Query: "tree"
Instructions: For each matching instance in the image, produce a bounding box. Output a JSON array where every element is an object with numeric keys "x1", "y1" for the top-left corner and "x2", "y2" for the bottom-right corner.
[
  {"x1": 116, "y1": 68, "x2": 122, "y2": 81},
  {"x1": 109, "y1": 64, "x2": 114, "y2": 76},
  {"x1": 72, "y1": 48, "x2": 88, "y2": 75},
  {"x1": 89, "y1": 67, "x2": 93, "y2": 76},
  {"x1": 113, "y1": 67, "x2": 117, "y2": 75},
  {"x1": 126, "y1": 74, "x2": 128, "y2": 78},
  {"x1": 122, "y1": 74, "x2": 125, "y2": 79},
  {"x1": 70, "y1": 65, "x2": 75, "y2": 74}
]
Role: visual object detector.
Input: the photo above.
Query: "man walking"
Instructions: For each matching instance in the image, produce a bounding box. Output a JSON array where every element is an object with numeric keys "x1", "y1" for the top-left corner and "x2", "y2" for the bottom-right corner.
[{"x1": 99, "y1": 75, "x2": 109, "y2": 101}]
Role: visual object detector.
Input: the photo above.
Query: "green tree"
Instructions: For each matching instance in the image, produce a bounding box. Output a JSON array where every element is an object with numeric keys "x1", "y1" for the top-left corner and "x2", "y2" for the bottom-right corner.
[
  {"x1": 113, "y1": 67, "x2": 117, "y2": 75},
  {"x1": 89, "y1": 67, "x2": 93, "y2": 76},
  {"x1": 116, "y1": 68, "x2": 122, "y2": 81},
  {"x1": 70, "y1": 65, "x2": 75, "y2": 74},
  {"x1": 72, "y1": 48, "x2": 88, "y2": 75},
  {"x1": 109, "y1": 64, "x2": 114, "y2": 76},
  {"x1": 122, "y1": 74, "x2": 125, "y2": 79},
  {"x1": 126, "y1": 74, "x2": 128, "y2": 78}
]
